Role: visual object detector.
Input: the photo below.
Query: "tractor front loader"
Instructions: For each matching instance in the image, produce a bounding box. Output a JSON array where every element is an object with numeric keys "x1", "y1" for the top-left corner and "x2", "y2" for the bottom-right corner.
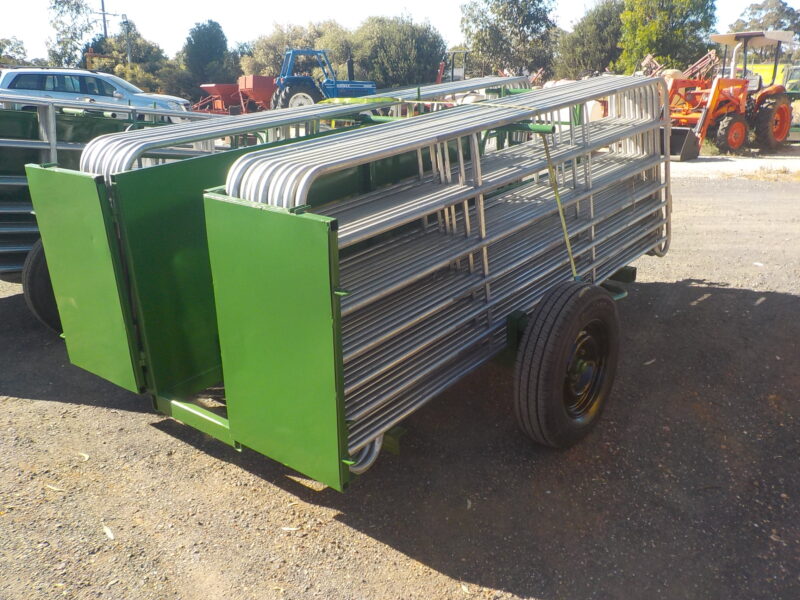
[
  {"x1": 668, "y1": 76, "x2": 750, "y2": 160},
  {"x1": 667, "y1": 30, "x2": 794, "y2": 160}
]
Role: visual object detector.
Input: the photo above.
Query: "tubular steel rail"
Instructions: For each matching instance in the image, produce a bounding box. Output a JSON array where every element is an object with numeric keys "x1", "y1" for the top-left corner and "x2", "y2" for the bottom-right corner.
[
  {"x1": 0, "y1": 93, "x2": 214, "y2": 164},
  {"x1": 0, "y1": 94, "x2": 213, "y2": 274},
  {"x1": 211, "y1": 75, "x2": 672, "y2": 474},
  {"x1": 79, "y1": 76, "x2": 528, "y2": 180}
]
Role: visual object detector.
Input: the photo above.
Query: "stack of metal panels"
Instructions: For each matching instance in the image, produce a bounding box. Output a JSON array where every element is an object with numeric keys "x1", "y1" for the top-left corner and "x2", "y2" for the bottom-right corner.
[
  {"x1": 0, "y1": 93, "x2": 213, "y2": 275},
  {"x1": 221, "y1": 75, "x2": 672, "y2": 461},
  {"x1": 79, "y1": 76, "x2": 528, "y2": 180}
]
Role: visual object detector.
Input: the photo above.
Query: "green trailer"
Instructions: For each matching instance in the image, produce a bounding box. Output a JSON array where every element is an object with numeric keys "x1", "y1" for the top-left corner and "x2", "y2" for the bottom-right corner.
[
  {"x1": 25, "y1": 76, "x2": 671, "y2": 491},
  {"x1": 5, "y1": 78, "x2": 527, "y2": 330}
]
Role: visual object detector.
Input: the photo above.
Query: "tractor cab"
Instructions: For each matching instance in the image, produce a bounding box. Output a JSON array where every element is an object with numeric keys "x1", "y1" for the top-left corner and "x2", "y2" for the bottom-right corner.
[{"x1": 270, "y1": 49, "x2": 377, "y2": 109}]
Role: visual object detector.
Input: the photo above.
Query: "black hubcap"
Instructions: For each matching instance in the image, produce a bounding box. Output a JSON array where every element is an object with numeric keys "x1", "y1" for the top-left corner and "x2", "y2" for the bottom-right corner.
[{"x1": 564, "y1": 321, "x2": 608, "y2": 420}]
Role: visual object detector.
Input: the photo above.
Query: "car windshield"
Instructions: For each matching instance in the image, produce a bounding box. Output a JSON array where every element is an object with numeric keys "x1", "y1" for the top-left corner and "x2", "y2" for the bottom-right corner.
[{"x1": 103, "y1": 74, "x2": 144, "y2": 94}]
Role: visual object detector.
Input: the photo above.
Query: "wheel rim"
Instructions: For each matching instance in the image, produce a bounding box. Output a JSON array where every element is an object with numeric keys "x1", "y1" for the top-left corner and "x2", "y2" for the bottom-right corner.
[
  {"x1": 727, "y1": 120, "x2": 747, "y2": 149},
  {"x1": 563, "y1": 320, "x2": 609, "y2": 421},
  {"x1": 288, "y1": 92, "x2": 315, "y2": 107},
  {"x1": 772, "y1": 104, "x2": 791, "y2": 142}
]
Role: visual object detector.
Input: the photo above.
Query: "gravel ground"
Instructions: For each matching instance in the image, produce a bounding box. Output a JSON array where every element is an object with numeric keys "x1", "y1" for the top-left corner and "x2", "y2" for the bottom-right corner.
[
  {"x1": 669, "y1": 144, "x2": 800, "y2": 178},
  {"x1": 1, "y1": 177, "x2": 798, "y2": 600}
]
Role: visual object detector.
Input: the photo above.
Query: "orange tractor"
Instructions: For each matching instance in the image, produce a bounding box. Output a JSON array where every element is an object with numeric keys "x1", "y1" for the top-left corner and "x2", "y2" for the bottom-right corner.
[{"x1": 668, "y1": 30, "x2": 794, "y2": 160}]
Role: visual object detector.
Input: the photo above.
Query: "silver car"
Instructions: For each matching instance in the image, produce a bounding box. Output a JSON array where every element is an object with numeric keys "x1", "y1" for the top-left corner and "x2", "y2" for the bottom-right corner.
[{"x1": 0, "y1": 67, "x2": 190, "y2": 112}]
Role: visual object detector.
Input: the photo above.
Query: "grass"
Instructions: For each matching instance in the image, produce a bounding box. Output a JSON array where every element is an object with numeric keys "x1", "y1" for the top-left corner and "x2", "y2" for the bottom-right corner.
[
  {"x1": 700, "y1": 134, "x2": 761, "y2": 158},
  {"x1": 700, "y1": 138, "x2": 721, "y2": 156},
  {"x1": 741, "y1": 166, "x2": 800, "y2": 182}
]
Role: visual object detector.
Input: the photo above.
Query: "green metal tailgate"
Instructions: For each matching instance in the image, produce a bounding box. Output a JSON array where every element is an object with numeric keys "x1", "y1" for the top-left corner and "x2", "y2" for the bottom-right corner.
[
  {"x1": 204, "y1": 191, "x2": 350, "y2": 491},
  {"x1": 24, "y1": 165, "x2": 142, "y2": 391}
]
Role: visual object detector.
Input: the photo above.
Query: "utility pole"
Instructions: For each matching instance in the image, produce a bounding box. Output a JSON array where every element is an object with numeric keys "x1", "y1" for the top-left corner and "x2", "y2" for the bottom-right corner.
[
  {"x1": 94, "y1": 1, "x2": 121, "y2": 39},
  {"x1": 100, "y1": 0, "x2": 109, "y2": 38},
  {"x1": 122, "y1": 14, "x2": 132, "y2": 64}
]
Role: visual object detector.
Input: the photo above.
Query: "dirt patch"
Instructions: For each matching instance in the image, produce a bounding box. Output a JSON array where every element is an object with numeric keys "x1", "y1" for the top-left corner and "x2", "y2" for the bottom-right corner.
[{"x1": 671, "y1": 145, "x2": 800, "y2": 179}]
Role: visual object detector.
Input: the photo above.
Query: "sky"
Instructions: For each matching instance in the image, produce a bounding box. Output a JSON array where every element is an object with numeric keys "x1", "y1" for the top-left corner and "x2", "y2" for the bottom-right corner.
[{"x1": 5, "y1": 0, "x2": 796, "y2": 61}]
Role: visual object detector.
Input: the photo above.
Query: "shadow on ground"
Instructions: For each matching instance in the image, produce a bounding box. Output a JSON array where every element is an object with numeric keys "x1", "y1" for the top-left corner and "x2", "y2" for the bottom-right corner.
[
  {"x1": 0, "y1": 290, "x2": 150, "y2": 413},
  {"x1": 7, "y1": 279, "x2": 799, "y2": 598},
  {"x1": 155, "y1": 278, "x2": 800, "y2": 599}
]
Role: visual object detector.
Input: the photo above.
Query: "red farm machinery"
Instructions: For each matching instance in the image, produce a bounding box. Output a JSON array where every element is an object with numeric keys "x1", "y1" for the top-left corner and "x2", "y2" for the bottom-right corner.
[
  {"x1": 192, "y1": 75, "x2": 277, "y2": 115},
  {"x1": 667, "y1": 30, "x2": 794, "y2": 160}
]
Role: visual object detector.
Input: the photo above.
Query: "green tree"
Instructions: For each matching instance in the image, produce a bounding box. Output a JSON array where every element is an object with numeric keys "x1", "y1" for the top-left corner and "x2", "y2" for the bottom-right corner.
[
  {"x1": 617, "y1": 0, "x2": 716, "y2": 73},
  {"x1": 731, "y1": 0, "x2": 800, "y2": 34},
  {"x1": 83, "y1": 22, "x2": 166, "y2": 70},
  {"x1": 241, "y1": 24, "x2": 324, "y2": 76},
  {"x1": 182, "y1": 20, "x2": 241, "y2": 96},
  {"x1": 316, "y1": 21, "x2": 356, "y2": 78},
  {"x1": 352, "y1": 17, "x2": 446, "y2": 87},
  {"x1": 81, "y1": 21, "x2": 168, "y2": 91},
  {"x1": 461, "y1": 0, "x2": 556, "y2": 75},
  {"x1": 556, "y1": 0, "x2": 624, "y2": 78},
  {"x1": 155, "y1": 58, "x2": 198, "y2": 99},
  {"x1": 730, "y1": 0, "x2": 800, "y2": 61},
  {"x1": 47, "y1": 0, "x2": 95, "y2": 67},
  {"x1": 0, "y1": 37, "x2": 28, "y2": 65},
  {"x1": 241, "y1": 18, "x2": 444, "y2": 87}
]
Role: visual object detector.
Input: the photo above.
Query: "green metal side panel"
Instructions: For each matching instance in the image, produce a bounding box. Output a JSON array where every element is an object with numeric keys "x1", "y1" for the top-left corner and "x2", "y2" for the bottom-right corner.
[
  {"x1": 24, "y1": 165, "x2": 141, "y2": 392},
  {"x1": 204, "y1": 192, "x2": 349, "y2": 492},
  {"x1": 111, "y1": 162, "x2": 228, "y2": 398}
]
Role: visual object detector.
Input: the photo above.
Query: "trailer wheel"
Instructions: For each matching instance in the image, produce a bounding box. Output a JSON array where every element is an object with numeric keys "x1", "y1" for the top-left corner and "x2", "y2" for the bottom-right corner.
[
  {"x1": 715, "y1": 113, "x2": 749, "y2": 154},
  {"x1": 514, "y1": 281, "x2": 619, "y2": 447},
  {"x1": 270, "y1": 83, "x2": 324, "y2": 110},
  {"x1": 22, "y1": 239, "x2": 61, "y2": 333},
  {"x1": 755, "y1": 93, "x2": 791, "y2": 150}
]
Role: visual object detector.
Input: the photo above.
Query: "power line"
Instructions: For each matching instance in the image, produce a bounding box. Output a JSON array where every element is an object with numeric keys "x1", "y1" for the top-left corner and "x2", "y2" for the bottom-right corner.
[{"x1": 93, "y1": 0, "x2": 120, "y2": 39}]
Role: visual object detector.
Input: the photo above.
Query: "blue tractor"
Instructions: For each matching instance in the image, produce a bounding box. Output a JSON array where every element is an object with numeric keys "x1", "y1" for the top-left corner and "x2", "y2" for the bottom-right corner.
[{"x1": 270, "y1": 49, "x2": 377, "y2": 109}]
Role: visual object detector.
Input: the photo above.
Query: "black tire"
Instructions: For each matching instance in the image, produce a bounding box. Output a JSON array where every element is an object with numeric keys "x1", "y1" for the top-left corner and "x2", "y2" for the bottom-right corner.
[
  {"x1": 755, "y1": 93, "x2": 792, "y2": 150},
  {"x1": 270, "y1": 82, "x2": 324, "y2": 110},
  {"x1": 514, "y1": 281, "x2": 620, "y2": 447},
  {"x1": 22, "y1": 239, "x2": 62, "y2": 333},
  {"x1": 714, "y1": 113, "x2": 749, "y2": 154}
]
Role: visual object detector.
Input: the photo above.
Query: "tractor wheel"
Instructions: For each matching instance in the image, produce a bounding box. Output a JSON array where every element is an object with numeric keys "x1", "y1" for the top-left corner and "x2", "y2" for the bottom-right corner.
[
  {"x1": 714, "y1": 114, "x2": 749, "y2": 154},
  {"x1": 513, "y1": 281, "x2": 620, "y2": 448},
  {"x1": 755, "y1": 93, "x2": 792, "y2": 150},
  {"x1": 22, "y1": 239, "x2": 62, "y2": 333},
  {"x1": 270, "y1": 83, "x2": 324, "y2": 110}
]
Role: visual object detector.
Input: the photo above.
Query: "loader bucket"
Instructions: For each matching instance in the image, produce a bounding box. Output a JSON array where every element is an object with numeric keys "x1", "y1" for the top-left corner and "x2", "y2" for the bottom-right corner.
[{"x1": 669, "y1": 127, "x2": 700, "y2": 161}]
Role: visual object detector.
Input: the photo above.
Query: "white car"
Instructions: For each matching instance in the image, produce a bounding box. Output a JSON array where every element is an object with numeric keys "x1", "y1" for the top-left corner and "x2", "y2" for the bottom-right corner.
[{"x1": 0, "y1": 67, "x2": 190, "y2": 112}]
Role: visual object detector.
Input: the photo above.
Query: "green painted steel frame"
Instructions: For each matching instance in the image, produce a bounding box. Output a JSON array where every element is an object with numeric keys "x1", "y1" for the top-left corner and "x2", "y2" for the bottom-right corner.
[
  {"x1": 111, "y1": 158, "x2": 228, "y2": 398},
  {"x1": 25, "y1": 129, "x2": 369, "y2": 490},
  {"x1": 204, "y1": 190, "x2": 350, "y2": 491}
]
